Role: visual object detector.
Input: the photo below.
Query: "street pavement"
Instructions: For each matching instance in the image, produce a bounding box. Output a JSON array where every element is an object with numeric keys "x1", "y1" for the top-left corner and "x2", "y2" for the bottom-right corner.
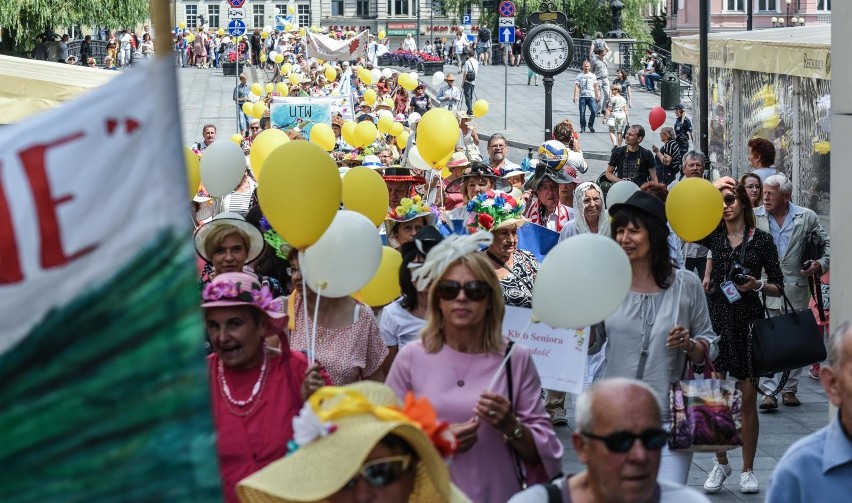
[{"x1": 177, "y1": 62, "x2": 832, "y2": 501}]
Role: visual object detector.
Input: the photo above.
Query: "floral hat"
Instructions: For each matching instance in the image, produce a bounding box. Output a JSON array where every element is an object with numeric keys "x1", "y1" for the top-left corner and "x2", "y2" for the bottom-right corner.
[
  {"x1": 386, "y1": 195, "x2": 435, "y2": 224},
  {"x1": 201, "y1": 272, "x2": 285, "y2": 337},
  {"x1": 465, "y1": 189, "x2": 526, "y2": 234},
  {"x1": 236, "y1": 383, "x2": 470, "y2": 503}
]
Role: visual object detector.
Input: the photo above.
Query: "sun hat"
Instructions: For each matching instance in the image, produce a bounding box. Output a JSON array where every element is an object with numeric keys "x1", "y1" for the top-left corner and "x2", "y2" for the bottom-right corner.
[
  {"x1": 331, "y1": 115, "x2": 344, "y2": 128},
  {"x1": 608, "y1": 190, "x2": 667, "y2": 225},
  {"x1": 445, "y1": 162, "x2": 509, "y2": 194},
  {"x1": 382, "y1": 166, "x2": 426, "y2": 184},
  {"x1": 447, "y1": 151, "x2": 471, "y2": 169},
  {"x1": 465, "y1": 189, "x2": 526, "y2": 234},
  {"x1": 524, "y1": 164, "x2": 580, "y2": 192},
  {"x1": 501, "y1": 165, "x2": 526, "y2": 181},
  {"x1": 201, "y1": 271, "x2": 285, "y2": 336},
  {"x1": 360, "y1": 154, "x2": 384, "y2": 170},
  {"x1": 385, "y1": 196, "x2": 436, "y2": 248},
  {"x1": 454, "y1": 110, "x2": 472, "y2": 121},
  {"x1": 411, "y1": 232, "x2": 494, "y2": 291},
  {"x1": 193, "y1": 212, "x2": 265, "y2": 264},
  {"x1": 236, "y1": 382, "x2": 469, "y2": 503}
]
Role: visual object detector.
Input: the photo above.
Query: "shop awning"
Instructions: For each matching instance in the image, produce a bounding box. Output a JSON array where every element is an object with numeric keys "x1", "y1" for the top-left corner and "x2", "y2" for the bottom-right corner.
[
  {"x1": 672, "y1": 25, "x2": 831, "y2": 80},
  {"x1": 0, "y1": 55, "x2": 118, "y2": 123}
]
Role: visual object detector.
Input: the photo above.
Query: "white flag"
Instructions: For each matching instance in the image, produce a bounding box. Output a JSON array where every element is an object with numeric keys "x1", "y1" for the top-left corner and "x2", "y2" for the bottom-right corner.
[{"x1": 306, "y1": 30, "x2": 369, "y2": 61}]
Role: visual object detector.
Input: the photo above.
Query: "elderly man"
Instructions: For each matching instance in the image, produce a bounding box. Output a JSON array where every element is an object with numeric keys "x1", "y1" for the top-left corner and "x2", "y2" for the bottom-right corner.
[
  {"x1": 669, "y1": 151, "x2": 710, "y2": 277},
  {"x1": 193, "y1": 124, "x2": 217, "y2": 152},
  {"x1": 524, "y1": 165, "x2": 578, "y2": 234},
  {"x1": 486, "y1": 133, "x2": 519, "y2": 176},
  {"x1": 437, "y1": 74, "x2": 461, "y2": 111},
  {"x1": 767, "y1": 322, "x2": 852, "y2": 501},
  {"x1": 382, "y1": 166, "x2": 425, "y2": 211},
  {"x1": 510, "y1": 379, "x2": 710, "y2": 502},
  {"x1": 757, "y1": 173, "x2": 830, "y2": 408},
  {"x1": 605, "y1": 125, "x2": 657, "y2": 185}
]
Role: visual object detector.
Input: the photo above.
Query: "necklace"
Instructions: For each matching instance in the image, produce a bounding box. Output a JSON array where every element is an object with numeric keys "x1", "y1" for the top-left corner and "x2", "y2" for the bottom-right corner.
[
  {"x1": 219, "y1": 349, "x2": 268, "y2": 414},
  {"x1": 446, "y1": 343, "x2": 475, "y2": 387}
]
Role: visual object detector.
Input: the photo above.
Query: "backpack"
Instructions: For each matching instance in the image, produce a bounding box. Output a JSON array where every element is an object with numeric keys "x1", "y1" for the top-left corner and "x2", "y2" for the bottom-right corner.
[
  {"x1": 654, "y1": 58, "x2": 664, "y2": 74},
  {"x1": 464, "y1": 60, "x2": 476, "y2": 82},
  {"x1": 479, "y1": 30, "x2": 490, "y2": 43}
]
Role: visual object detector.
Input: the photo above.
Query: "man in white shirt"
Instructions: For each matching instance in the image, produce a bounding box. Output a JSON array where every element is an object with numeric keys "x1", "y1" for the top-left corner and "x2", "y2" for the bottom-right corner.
[
  {"x1": 573, "y1": 61, "x2": 600, "y2": 133},
  {"x1": 461, "y1": 49, "x2": 479, "y2": 116},
  {"x1": 119, "y1": 30, "x2": 133, "y2": 68},
  {"x1": 452, "y1": 31, "x2": 468, "y2": 71},
  {"x1": 437, "y1": 74, "x2": 461, "y2": 111}
]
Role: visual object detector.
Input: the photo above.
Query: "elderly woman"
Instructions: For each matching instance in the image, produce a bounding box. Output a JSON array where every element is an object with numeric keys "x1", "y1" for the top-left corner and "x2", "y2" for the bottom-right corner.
[
  {"x1": 440, "y1": 152, "x2": 471, "y2": 211},
  {"x1": 740, "y1": 172, "x2": 763, "y2": 208},
  {"x1": 653, "y1": 126, "x2": 682, "y2": 186},
  {"x1": 558, "y1": 182, "x2": 609, "y2": 240},
  {"x1": 202, "y1": 272, "x2": 326, "y2": 503},
  {"x1": 387, "y1": 233, "x2": 563, "y2": 502},
  {"x1": 466, "y1": 190, "x2": 538, "y2": 309},
  {"x1": 523, "y1": 165, "x2": 578, "y2": 233},
  {"x1": 194, "y1": 212, "x2": 265, "y2": 280},
  {"x1": 384, "y1": 195, "x2": 435, "y2": 250},
  {"x1": 237, "y1": 382, "x2": 471, "y2": 503},
  {"x1": 589, "y1": 191, "x2": 719, "y2": 485},
  {"x1": 446, "y1": 163, "x2": 507, "y2": 222},
  {"x1": 287, "y1": 250, "x2": 388, "y2": 386}
]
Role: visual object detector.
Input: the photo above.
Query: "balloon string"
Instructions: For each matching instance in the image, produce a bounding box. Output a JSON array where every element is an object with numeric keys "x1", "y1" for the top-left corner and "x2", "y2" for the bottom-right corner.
[
  {"x1": 487, "y1": 318, "x2": 531, "y2": 392},
  {"x1": 311, "y1": 285, "x2": 322, "y2": 368},
  {"x1": 300, "y1": 251, "x2": 311, "y2": 364}
]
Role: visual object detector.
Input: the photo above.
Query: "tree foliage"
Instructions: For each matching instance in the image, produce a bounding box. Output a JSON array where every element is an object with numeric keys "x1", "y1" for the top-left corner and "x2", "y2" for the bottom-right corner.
[{"x1": 0, "y1": 0, "x2": 151, "y2": 47}]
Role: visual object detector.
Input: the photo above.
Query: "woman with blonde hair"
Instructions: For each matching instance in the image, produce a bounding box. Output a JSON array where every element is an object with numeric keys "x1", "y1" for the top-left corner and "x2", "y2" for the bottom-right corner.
[{"x1": 387, "y1": 233, "x2": 563, "y2": 502}]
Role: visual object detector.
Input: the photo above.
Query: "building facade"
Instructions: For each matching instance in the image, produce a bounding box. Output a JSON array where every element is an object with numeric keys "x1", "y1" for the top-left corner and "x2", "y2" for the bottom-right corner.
[{"x1": 665, "y1": 0, "x2": 831, "y2": 37}]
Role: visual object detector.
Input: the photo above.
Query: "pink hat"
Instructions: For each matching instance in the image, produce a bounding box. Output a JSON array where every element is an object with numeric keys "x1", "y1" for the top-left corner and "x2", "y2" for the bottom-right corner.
[{"x1": 201, "y1": 272, "x2": 286, "y2": 337}]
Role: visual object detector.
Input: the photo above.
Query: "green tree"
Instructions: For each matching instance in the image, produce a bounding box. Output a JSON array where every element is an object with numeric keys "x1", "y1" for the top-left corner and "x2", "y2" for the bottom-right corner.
[{"x1": 0, "y1": 0, "x2": 151, "y2": 51}]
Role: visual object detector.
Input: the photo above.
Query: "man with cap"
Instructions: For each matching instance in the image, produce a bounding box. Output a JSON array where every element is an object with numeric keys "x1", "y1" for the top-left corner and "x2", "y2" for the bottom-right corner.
[
  {"x1": 366, "y1": 33, "x2": 379, "y2": 66},
  {"x1": 437, "y1": 74, "x2": 461, "y2": 111}
]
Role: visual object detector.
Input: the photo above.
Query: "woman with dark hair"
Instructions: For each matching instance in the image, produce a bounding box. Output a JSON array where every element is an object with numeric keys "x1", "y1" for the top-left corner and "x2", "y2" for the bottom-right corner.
[
  {"x1": 698, "y1": 183, "x2": 783, "y2": 495},
  {"x1": 747, "y1": 137, "x2": 778, "y2": 181},
  {"x1": 394, "y1": 87, "x2": 410, "y2": 116},
  {"x1": 613, "y1": 68, "x2": 633, "y2": 108},
  {"x1": 589, "y1": 191, "x2": 718, "y2": 485},
  {"x1": 553, "y1": 119, "x2": 580, "y2": 152},
  {"x1": 380, "y1": 227, "x2": 444, "y2": 371},
  {"x1": 740, "y1": 172, "x2": 763, "y2": 208}
]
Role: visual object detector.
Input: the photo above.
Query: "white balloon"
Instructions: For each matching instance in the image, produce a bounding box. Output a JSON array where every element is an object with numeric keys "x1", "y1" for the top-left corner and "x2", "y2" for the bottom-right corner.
[
  {"x1": 532, "y1": 234, "x2": 631, "y2": 328},
  {"x1": 264, "y1": 25, "x2": 273, "y2": 33},
  {"x1": 199, "y1": 141, "x2": 247, "y2": 198},
  {"x1": 431, "y1": 71, "x2": 445, "y2": 87},
  {"x1": 301, "y1": 211, "x2": 383, "y2": 298},
  {"x1": 274, "y1": 7, "x2": 280, "y2": 15},
  {"x1": 268, "y1": 50, "x2": 279, "y2": 61},
  {"x1": 381, "y1": 68, "x2": 393, "y2": 79},
  {"x1": 407, "y1": 145, "x2": 431, "y2": 171},
  {"x1": 248, "y1": 92, "x2": 260, "y2": 102},
  {"x1": 408, "y1": 71, "x2": 418, "y2": 84},
  {"x1": 370, "y1": 68, "x2": 382, "y2": 84},
  {"x1": 377, "y1": 110, "x2": 394, "y2": 120},
  {"x1": 606, "y1": 180, "x2": 640, "y2": 208}
]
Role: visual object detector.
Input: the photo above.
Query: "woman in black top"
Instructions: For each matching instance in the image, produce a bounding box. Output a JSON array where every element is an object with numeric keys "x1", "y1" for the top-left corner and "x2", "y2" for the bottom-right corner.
[{"x1": 409, "y1": 83, "x2": 431, "y2": 116}]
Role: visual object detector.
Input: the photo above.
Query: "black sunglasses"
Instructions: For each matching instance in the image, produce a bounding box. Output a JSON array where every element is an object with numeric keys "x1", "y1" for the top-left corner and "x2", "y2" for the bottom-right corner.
[
  {"x1": 723, "y1": 194, "x2": 737, "y2": 206},
  {"x1": 582, "y1": 428, "x2": 668, "y2": 453},
  {"x1": 342, "y1": 455, "x2": 412, "y2": 490},
  {"x1": 435, "y1": 280, "x2": 491, "y2": 301}
]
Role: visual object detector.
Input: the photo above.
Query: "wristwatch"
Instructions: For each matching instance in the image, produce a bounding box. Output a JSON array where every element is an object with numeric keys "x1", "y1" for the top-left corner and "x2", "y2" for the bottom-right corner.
[{"x1": 503, "y1": 418, "x2": 524, "y2": 442}]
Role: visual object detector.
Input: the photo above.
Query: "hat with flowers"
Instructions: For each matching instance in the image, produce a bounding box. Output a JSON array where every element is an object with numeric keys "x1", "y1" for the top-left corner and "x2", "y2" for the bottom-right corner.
[
  {"x1": 465, "y1": 189, "x2": 526, "y2": 233},
  {"x1": 201, "y1": 272, "x2": 286, "y2": 337}
]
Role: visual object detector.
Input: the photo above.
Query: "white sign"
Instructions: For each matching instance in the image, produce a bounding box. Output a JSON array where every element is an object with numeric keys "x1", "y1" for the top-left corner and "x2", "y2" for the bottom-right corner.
[
  {"x1": 498, "y1": 17, "x2": 515, "y2": 27},
  {"x1": 502, "y1": 306, "x2": 589, "y2": 394},
  {"x1": 228, "y1": 8, "x2": 246, "y2": 19}
]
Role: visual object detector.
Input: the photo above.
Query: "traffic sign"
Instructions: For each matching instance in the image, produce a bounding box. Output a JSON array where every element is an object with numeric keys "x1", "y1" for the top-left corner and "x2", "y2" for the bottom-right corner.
[
  {"x1": 228, "y1": 19, "x2": 246, "y2": 36},
  {"x1": 227, "y1": 0, "x2": 246, "y2": 8},
  {"x1": 498, "y1": 17, "x2": 515, "y2": 28},
  {"x1": 462, "y1": 14, "x2": 471, "y2": 25},
  {"x1": 498, "y1": 26, "x2": 515, "y2": 44},
  {"x1": 499, "y1": 1, "x2": 516, "y2": 17},
  {"x1": 228, "y1": 8, "x2": 245, "y2": 19}
]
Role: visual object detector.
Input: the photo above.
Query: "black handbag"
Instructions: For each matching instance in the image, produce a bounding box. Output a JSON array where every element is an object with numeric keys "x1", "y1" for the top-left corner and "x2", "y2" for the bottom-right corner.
[
  {"x1": 747, "y1": 291, "x2": 826, "y2": 393},
  {"x1": 800, "y1": 228, "x2": 826, "y2": 267}
]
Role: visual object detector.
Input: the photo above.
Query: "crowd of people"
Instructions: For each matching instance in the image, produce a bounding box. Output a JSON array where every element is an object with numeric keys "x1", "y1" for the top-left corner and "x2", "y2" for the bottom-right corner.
[{"x1": 180, "y1": 23, "x2": 840, "y2": 503}]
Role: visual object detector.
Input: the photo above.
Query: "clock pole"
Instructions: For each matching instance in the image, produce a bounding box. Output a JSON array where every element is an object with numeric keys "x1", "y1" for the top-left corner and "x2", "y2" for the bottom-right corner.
[{"x1": 543, "y1": 75, "x2": 554, "y2": 142}]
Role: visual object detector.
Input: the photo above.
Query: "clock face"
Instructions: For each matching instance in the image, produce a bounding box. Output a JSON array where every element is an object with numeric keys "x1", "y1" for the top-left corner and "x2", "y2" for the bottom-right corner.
[{"x1": 523, "y1": 25, "x2": 574, "y2": 76}]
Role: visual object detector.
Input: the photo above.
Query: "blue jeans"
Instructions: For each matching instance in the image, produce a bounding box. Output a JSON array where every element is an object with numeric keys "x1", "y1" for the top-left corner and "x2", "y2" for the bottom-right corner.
[
  {"x1": 578, "y1": 96, "x2": 596, "y2": 129},
  {"x1": 646, "y1": 72, "x2": 661, "y2": 90}
]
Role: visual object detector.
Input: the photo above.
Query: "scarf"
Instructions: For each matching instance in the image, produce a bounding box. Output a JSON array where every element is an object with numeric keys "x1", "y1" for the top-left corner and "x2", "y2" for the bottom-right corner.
[{"x1": 526, "y1": 198, "x2": 570, "y2": 232}]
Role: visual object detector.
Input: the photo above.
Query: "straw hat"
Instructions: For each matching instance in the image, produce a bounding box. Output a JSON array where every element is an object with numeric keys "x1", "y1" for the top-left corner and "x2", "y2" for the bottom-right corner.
[
  {"x1": 193, "y1": 212, "x2": 264, "y2": 264},
  {"x1": 382, "y1": 166, "x2": 426, "y2": 184},
  {"x1": 236, "y1": 383, "x2": 470, "y2": 503},
  {"x1": 446, "y1": 151, "x2": 471, "y2": 169},
  {"x1": 465, "y1": 189, "x2": 526, "y2": 234},
  {"x1": 445, "y1": 163, "x2": 508, "y2": 194}
]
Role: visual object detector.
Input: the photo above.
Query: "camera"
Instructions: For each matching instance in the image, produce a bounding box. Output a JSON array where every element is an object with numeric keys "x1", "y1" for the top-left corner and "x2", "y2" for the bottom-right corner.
[{"x1": 729, "y1": 261, "x2": 751, "y2": 286}]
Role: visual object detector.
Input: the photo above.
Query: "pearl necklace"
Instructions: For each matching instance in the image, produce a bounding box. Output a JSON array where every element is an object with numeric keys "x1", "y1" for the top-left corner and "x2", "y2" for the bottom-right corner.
[{"x1": 219, "y1": 349, "x2": 268, "y2": 411}]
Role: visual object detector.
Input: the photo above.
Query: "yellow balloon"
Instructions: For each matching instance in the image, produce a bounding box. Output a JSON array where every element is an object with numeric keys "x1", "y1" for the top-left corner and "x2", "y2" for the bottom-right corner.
[
  {"x1": 360, "y1": 68, "x2": 373, "y2": 86},
  {"x1": 178, "y1": 21, "x2": 186, "y2": 30},
  {"x1": 230, "y1": 133, "x2": 243, "y2": 144},
  {"x1": 258, "y1": 142, "x2": 342, "y2": 250},
  {"x1": 282, "y1": 63, "x2": 293, "y2": 74},
  {"x1": 397, "y1": 73, "x2": 409, "y2": 89},
  {"x1": 299, "y1": 28, "x2": 306, "y2": 37},
  {"x1": 242, "y1": 101, "x2": 254, "y2": 116},
  {"x1": 378, "y1": 30, "x2": 387, "y2": 40},
  {"x1": 342, "y1": 121, "x2": 358, "y2": 146},
  {"x1": 358, "y1": 247, "x2": 402, "y2": 306},
  {"x1": 261, "y1": 31, "x2": 269, "y2": 40},
  {"x1": 390, "y1": 122, "x2": 405, "y2": 137},
  {"x1": 276, "y1": 82, "x2": 289, "y2": 96},
  {"x1": 217, "y1": 28, "x2": 225, "y2": 36},
  {"x1": 342, "y1": 167, "x2": 390, "y2": 227},
  {"x1": 382, "y1": 97, "x2": 394, "y2": 109},
  {"x1": 289, "y1": 73, "x2": 301, "y2": 85},
  {"x1": 378, "y1": 113, "x2": 394, "y2": 134},
  {"x1": 273, "y1": 53, "x2": 285, "y2": 64},
  {"x1": 185, "y1": 147, "x2": 201, "y2": 199},
  {"x1": 400, "y1": 75, "x2": 417, "y2": 91},
  {"x1": 265, "y1": 83, "x2": 274, "y2": 94},
  {"x1": 309, "y1": 123, "x2": 336, "y2": 152},
  {"x1": 317, "y1": 58, "x2": 325, "y2": 65},
  {"x1": 434, "y1": 150, "x2": 453, "y2": 169},
  {"x1": 396, "y1": 131, "x2": 410, "y2": 150},
  {"x1": 440, "y1": 166, "x2": 451, "y2": 179},
  {"x1": 260, "y1": 53, "x2": 267, "y2": 63},
  {"x1": 364, "y1": 88, "x2": 378, "y2": 106},
  {"x1": 288, "y1": 5, "x2": 296, "y2": 14},
  {"x1": 355, "y1": 121, "x2": 378, "y2": 148},
  {"x1": 251, "y1": 83, "x2": 263, "y2": 96},
  {"x1": 186, "y1": 33, "x2": 195, "y2": 43},
  {"x1": 666, "y1": 178, "x2": 724, "y2": 242},
  {"x1": 473, "y1": 99, "x2": 489, "y2": 118},
  {"x1": 325, "y1": 66, "x2": 337, "y2": 82},
  {"x1": 416, "y1": 108, "x2": 460, "y2": 166},
  {"x1": 252, "y1": 101, "x2": 267, "y2": 119},
  {"x1": 250, "y1": 129, "x2": 290, "y2": 179}
]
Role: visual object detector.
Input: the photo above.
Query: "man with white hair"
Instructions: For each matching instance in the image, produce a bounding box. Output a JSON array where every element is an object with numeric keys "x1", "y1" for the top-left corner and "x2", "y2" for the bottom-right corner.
[
  {"x1": 767, "y1": 322, "x2": 852, "y2": 501},
  {"x1": 509, "y1": 378, "x2": 709, "y2": 502},
  {"x1": 756, "y1": 173, "x2": 830, "y2": 409}
]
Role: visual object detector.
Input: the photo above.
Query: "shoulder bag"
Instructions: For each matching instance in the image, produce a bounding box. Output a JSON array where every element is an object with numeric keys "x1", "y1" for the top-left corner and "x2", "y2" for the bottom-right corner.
[{"x1": 669, "y1": 347, "x2": 743, "y2": 452}]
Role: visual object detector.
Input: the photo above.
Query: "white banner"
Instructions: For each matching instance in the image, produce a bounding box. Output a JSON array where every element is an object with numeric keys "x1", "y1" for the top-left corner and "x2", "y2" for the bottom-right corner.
[
  {"x1": 502, "y1": 306, "x2": 589, "y2": 394},
  {"x1": 306, "y1": 30, "x2": 369, "y2": 61}
]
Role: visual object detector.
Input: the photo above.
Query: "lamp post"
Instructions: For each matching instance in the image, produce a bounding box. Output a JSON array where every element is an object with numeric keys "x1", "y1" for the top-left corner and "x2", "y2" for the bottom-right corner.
[{"x1": 785, "y1": 0, "x2": 792, "y2": 25}]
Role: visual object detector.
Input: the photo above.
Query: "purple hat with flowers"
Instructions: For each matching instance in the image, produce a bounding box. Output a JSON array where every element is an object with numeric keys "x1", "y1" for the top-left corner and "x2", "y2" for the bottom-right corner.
[
  {"x1": 202, "y1": 272, "x2": 286, "y2": 337},
  {"x1": 465, "y1": 189, "x2": 526, "y2": 234}
]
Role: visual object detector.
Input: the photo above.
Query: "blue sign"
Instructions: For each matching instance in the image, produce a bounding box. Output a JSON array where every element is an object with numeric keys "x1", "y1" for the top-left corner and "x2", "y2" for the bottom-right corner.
[
  {"x1": 228, "y1": 19, "x2": 246, "y2": 37},
  {"x1": 499, "y1": 26, "x2": 515, "y2": 44},
  {"x1": 499, "y1": 1, "x2": 516, "y2": 17},
  {"x1": 462, "y1": 14, "x2": 471, "y2": 25}
]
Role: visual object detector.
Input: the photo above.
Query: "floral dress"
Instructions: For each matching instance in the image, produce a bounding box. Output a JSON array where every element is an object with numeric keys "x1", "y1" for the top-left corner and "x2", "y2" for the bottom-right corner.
[{"x1": 492, "y1": 250, "x2": 540, "y2": 308}]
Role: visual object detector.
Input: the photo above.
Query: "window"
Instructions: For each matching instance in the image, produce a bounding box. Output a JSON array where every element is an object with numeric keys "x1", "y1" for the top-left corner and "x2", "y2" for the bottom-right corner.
[
  {"x1": 185, "y1": 5, "x2": 198, "y2": 28},
  {"x1": 756, "y1": 0, "x2": 778, "y2": 11},
  {"x1": 724, "y1": 0, "x2": 744, "y2": 11},
  {"x1": 298, "y1": 4, "x2": 310, "y2": 28},
  {"x1": 331, "y1": 0, "x2": 343, "y2": 15},
  {"x1": 389, "y1": 0, "x2": 411, "y2": 15},
  {"x1": 208, "y1": 5, "x2": 220, "y2": 30},
  {"x1": 817, "y1": 0, "x2": 831, "y2": 11},
  {"x1": 253, "y1": 5, "x2": 265, "y2": 29},
  {"x1": 357, "y1": 0, "x2": 370, "y2": 16}
]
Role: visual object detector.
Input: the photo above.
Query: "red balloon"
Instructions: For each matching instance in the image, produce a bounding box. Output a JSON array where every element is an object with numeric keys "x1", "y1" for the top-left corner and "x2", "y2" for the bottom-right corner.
[{"x1": 648, "y1": 106, "x2": 667, "y2": 131}]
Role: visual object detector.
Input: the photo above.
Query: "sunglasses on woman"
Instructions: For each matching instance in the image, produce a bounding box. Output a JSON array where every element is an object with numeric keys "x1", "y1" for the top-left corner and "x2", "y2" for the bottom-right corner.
[
  {"x1": 723, "y1": 194, "x2": 737, "y2": 206},
  {"x1": 435, "y1": 280, "x2": 491, "y2": 301},
  {"x1": 581, "y1": 428, "x2": 668, "y2": 453},
  {"x1": 341, "y1": 455, "x2": 412, "y2": 490}
]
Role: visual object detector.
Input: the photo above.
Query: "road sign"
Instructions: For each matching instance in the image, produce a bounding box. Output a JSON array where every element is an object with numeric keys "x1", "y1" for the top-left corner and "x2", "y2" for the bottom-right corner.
[
  {"x1": 228, "y1": 8, "x2": 245, "y2": 19},
  {"x1": 227, "y1": 0, "x2": 246, "y2": 8},
  {"x1": 499, "y1": 25, "x2": 515, "y2": 44},
  {"x1": 499, "y1": 1, "x2": 516, "y2": 17},
  {"x1": 462, "y1": 14, "x2": 471, "y2": 25},
  {"x1": 499, "y1": 17, "x2": 515, "y2": 28},
  {"x1": 228, "y1": 19, "x2": 246, "y2": 37}
]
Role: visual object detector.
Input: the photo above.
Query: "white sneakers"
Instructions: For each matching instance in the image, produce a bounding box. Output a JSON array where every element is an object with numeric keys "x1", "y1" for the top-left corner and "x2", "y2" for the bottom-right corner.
[
  {"x1": 703, "y1": 461, "x2": 732, "y2": 493},
  {"x1": 703, "y1": 462, "x2": 760, "y2": 494}
]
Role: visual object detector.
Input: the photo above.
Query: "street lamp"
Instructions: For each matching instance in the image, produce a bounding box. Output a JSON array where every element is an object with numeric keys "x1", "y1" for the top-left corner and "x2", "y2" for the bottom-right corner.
[
  {"x1": 771, "y1": 16, "x2": 784, "y2": 28},
  {"x1": 784, "y1": 0, "x2": 793, "y2": 26}
]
